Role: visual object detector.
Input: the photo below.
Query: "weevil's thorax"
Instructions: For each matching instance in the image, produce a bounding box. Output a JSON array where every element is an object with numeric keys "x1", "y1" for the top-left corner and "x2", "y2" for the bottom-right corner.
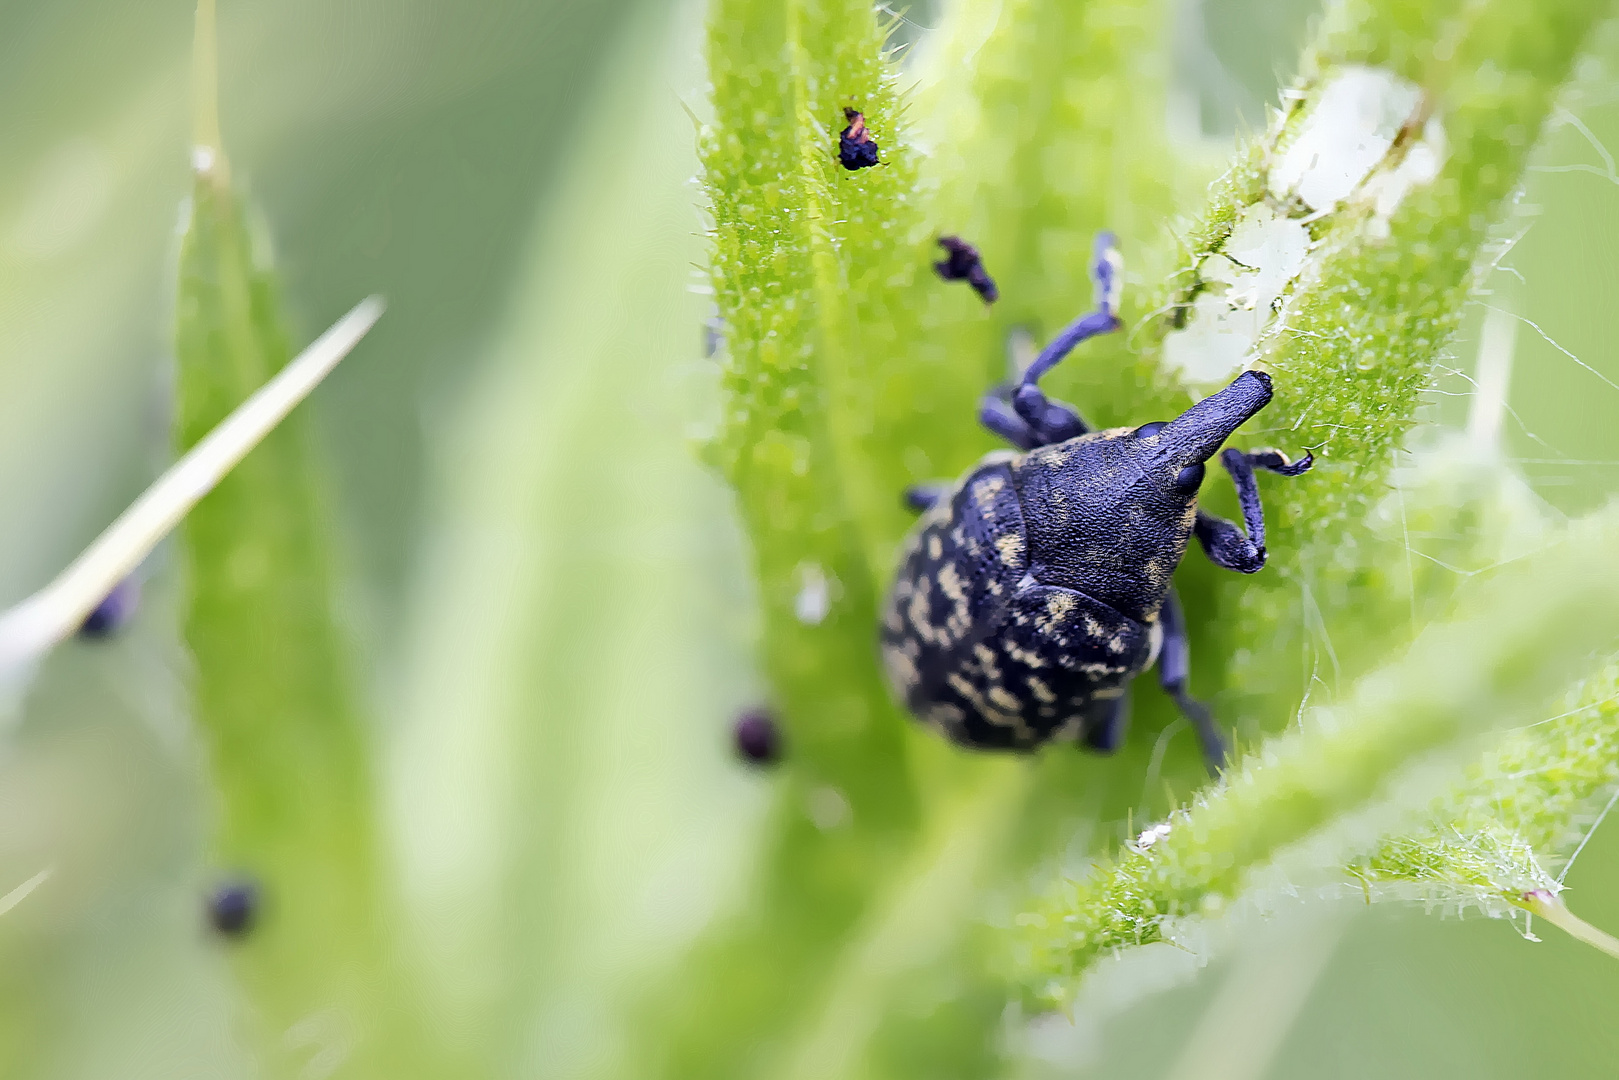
[{"x1": 1011, "y1": 428, "x2": 1198, "y2": 622}]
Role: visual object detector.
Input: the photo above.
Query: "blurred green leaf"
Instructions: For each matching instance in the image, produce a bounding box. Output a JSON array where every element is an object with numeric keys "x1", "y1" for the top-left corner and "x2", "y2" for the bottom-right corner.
[{"x1": 173, "y1": 7, "x2": 443, "y2": 1075}]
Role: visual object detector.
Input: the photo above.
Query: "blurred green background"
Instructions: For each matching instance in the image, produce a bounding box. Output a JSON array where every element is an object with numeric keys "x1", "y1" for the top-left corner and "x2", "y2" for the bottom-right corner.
[{"x1": 3, "y1": 0, "x2": 1619, "y2": 1077}]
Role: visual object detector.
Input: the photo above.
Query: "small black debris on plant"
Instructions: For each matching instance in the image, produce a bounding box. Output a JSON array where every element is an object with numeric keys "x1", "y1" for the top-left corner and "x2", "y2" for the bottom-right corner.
[
  {"x1": 838, "y1": 108, "x2": 881, "y2": 171},
  {"x1": 733, "y1": 706, "x2": 783, "y2": 766},
  {"x1": 934, "y1": 236, "x2": 999, "y2": 304},
  {"x1": 78, "y1": 578, "x2": 141, "y2": 638},
  {"x1": 207, "y1": 876, "x2": 261, "y2": 939}
]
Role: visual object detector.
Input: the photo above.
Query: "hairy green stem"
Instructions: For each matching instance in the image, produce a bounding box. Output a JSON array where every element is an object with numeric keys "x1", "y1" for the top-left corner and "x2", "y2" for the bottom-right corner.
[{"x1": 1014, "y1": 503, "x2": 1619, "y2": 1003}]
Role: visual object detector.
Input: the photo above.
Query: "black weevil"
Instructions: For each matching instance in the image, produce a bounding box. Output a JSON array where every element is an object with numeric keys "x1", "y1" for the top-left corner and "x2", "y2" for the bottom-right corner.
[{"x1": 881, "y1": 233, "x2": 1312, "y2": 771}]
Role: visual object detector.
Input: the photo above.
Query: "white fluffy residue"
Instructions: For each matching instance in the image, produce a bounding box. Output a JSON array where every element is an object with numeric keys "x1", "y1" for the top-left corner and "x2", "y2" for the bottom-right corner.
[
  {"x1": 807, "y1": 785, "x2": 851, "y2": 830},
  {"x1": 1361, "y1": 115, "x2": 1447, "y2": 238},
  {"x1": 1269, "y1": 66, "x2": 1423, "y2": 210},
  {"x1": 1136, "y1": 821, "x2": 1174, "y2": 851},
  {"x1": 1162, "y1": 205, "x2": 1310, "y2": 385},
  {"x1": 794, "y1": 561, "x2": 832, "y2": 625},
  {"x1": 1162, "y1": 67, "x2": 1444, "y2": 388}
]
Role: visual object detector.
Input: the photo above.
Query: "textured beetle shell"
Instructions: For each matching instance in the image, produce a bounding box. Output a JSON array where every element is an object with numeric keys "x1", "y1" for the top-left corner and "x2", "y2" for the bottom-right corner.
[{"x1": 881, "y1": 436, "x2": 1179, "y2": 751}]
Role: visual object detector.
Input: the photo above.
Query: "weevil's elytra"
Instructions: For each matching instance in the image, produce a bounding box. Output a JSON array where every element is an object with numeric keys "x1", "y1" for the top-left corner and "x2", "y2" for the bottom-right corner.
[
  {"x1": 883, "y1": 233, "x2": 1313, "y2": 771},
  {"x1": 838, "y1": 108, "x2": 881, "y2": 171}
]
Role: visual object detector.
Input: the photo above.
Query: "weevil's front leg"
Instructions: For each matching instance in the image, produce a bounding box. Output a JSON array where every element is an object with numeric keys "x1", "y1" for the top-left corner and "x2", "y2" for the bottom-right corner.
[
  {"x1": 1156, "y1": 589, "x2": 1226, "y2": 774},
  {"x1": 1001, "y1": 233, "x2": 1124, "y2": 446},
  {"x1": 1079, "y1": 691, "x2": 1130, "y2": 754},
  {"x1": 1193, "y1": 447, "x2": 1314, "y2": 574}
]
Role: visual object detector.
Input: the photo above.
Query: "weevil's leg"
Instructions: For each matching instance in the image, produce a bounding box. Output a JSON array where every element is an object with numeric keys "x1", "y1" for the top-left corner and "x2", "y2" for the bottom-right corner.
[
  {"x1": 1245, "y1": 448, "x2": 1315, "y2": 477},
  {"x1": 1009, "y1": 233, "x2": 1124, "y2": 443},
  {"x1": 1194, "y1": 447, "x2": 1315, "y2": 573},
  {"x1": 1194, "y1": 509, "x2": 1266, "y2": 573},
  {"x1": 979, "y1": 390, "x2": 1041, "y2": 450},
  {"x1": 902, "y1": 483, "x2": 951, "y2": 513},
  {"x1": 1079, "y1": 691, "x2": 1130, "y2": 754},
  {"x1": 1157, "y1": 589, "x2": 1227, "y2": 774}
]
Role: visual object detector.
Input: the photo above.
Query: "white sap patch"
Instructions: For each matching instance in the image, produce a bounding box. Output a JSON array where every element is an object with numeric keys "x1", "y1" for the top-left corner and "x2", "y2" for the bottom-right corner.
[
  {"x1": 794, "y1": 561, "x2": 832, "y2": 625},
  {"x1": 807, "y1": 785, "x2": 852, "y2": 830},
  {"x1": 1269, "y1": 66, "x2": 1422, "y2": 210},
  {"x1": 1135, "y1": 821, "x2": 1174, "y2": 850},
  {"x1": 1162, "y1": 204, "x2": 1310, "y2": 385},
  {"x1": 1361, "y1": 115, "x2": 1447, "y2": 238}
]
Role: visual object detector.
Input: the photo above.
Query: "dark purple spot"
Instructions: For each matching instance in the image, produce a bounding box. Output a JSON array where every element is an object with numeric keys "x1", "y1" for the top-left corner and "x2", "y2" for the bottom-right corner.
[
  {"x1": 207, "y1": 877, "x2": 260, "y2": 938},
  {"x1": 79, "y1": 578, "x2": 141, "y2": 638},
  {"x1": 733, "y1": 707, "x2": 783, "y2": 766}
]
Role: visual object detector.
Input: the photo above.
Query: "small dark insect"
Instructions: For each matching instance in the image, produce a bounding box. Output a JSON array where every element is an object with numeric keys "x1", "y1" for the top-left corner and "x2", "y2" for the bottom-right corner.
[
  {"x1": 883, "y1": 232, "x2": 1312, "y2": 773},
  {"x1": 838, "y1": 108, "x2": 881, "y2": 170},
  {"x1": 78, "y1": 578, "x2": 140, "y2": 638},
  {"x1": 733, "y1": 706, "x2": 783, "y2": 766},
  {"x1": 934, "y1": 235, "x2": 999, "y2": 304},
  {"x1": 206, "y1": 877, "x2": 260, "y2": 938}
]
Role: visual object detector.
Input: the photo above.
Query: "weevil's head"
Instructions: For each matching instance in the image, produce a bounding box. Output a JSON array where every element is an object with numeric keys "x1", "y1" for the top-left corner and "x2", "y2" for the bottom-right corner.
[{"x1": 1014, "y1": 371, "x2": 1275, "y2": 618}]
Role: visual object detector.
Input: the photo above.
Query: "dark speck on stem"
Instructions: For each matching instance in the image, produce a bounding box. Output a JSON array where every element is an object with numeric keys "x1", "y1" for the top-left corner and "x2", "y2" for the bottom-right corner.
[{"x1": 734, "y1": 707, "x2": 784, "y2": 766}]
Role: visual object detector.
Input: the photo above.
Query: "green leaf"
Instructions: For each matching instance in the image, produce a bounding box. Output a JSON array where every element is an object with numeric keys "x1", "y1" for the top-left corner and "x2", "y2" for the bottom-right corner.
[{"x1": 172, "y1": 6, "x2": 444, "y2": 1074}]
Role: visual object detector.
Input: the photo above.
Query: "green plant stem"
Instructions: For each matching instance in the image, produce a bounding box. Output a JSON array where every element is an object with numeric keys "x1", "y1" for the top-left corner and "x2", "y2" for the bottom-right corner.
[
  {"x1": 1354, "y1": 654, "x2": 1619, "y2": 914},
  {"x1": 1014, "y1": 503, "x2": 1619, "y2": 1004},
  {"x1": 647, "y1": 2, "x2": 925, "y2": 1076},
  {"x1": 1181, "y1": 0, "x2": 1616, "y2": 707}
]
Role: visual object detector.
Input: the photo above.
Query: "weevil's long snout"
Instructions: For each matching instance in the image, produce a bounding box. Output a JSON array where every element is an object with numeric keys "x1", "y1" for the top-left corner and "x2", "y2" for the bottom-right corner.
[{"x1": 1155, "y1": 370, "x2": 1274, "y2": 465}]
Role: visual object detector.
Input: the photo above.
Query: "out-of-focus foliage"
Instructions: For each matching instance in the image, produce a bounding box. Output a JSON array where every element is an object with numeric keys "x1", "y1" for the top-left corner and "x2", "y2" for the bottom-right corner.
[{"x1": 172, "y1": 8, "x2": 447, "y2": 1073}]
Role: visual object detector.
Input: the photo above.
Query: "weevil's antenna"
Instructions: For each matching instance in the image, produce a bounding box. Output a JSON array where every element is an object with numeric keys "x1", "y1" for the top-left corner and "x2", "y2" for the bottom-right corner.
[{"x1": 0, "y1": 297, "x2": 384, "y2": 679}]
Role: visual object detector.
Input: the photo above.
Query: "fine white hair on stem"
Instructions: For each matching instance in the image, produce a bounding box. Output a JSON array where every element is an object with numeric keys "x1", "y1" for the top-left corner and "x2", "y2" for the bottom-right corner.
[{"x1": 0, "y1": 296, "x2": 384, "y2": 677}]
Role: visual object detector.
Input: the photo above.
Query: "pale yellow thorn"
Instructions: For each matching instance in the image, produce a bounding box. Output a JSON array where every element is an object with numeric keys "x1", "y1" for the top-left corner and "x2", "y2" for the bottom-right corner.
[
  {"x1": 1519, "y1": 888, "x2": 1619, "y2": 962},
  {"x1": 0, "y1": 297, "x2": 385, "y2": 676}
]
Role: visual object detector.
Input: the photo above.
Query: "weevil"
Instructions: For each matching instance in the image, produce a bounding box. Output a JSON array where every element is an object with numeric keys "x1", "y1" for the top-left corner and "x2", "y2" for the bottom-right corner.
[{"x1": 880, "y1": 233, "x2": 1312, "y2": 771}]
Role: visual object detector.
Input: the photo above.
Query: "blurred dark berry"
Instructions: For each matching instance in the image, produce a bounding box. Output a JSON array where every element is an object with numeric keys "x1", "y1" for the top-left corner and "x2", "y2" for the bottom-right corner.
[
  {"x1": 838, "y1": 108, "x2": 880, "y2": 170},
  {"x1": 207, "y1": 877, "x2": 260, "y2": 938},
  {"x1": 78, "y1": 578, "x2": 141, "y2": 638},
  {"x1": 934, "y1": 236, "x2": 999, "y2": 304},
  {"x1": 734, "y1": 708, "x2": 783, "y2": 766}
]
